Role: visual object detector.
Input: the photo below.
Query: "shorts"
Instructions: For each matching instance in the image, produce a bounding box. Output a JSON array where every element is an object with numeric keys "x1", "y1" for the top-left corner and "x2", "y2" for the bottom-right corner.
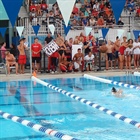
[
  {"x1": 115, "y1": 51, "x2": 119, "y2": 59},
  {"x1": 18, "y1": 55, "x2": 26, "y2": 64},
  {"x1": 107, "y1": 53, "x2": 113, "y2": 61},
  {"x1": 85, "y1": 62, "x2": 93, "y2": 68},
  {"x1": 32, "y1": 57, "x2": 41, "y2": 63},
  {"x1": 74, "y1": 62, "x2": 80, "y2": 69}
]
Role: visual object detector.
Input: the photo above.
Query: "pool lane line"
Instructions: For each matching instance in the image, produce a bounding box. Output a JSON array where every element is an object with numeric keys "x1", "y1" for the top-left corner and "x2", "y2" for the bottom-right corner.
[
  {"x1": 84, "y1": 74, "x2": 140, "y2": 90},
  {"x1": 31, "y1": 76, "x2": 140, "y2": 129},
  {"x1": 0, "y1": 110, "x2": 78, "y2": 140}
]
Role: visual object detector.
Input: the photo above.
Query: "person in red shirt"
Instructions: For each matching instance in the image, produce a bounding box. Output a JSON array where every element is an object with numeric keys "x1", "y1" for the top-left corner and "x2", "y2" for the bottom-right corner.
[
  {"x1": 72, "y1": 4, "x2": 79, "y2": 14},
  {"x1": 136, "y1": 7, "x2": 140, "y2": 17},
  {"x1": 29, "y1": 3, "x2": 36, "y2": 12},
  {"x1": 41, "y1": 0, "x2": 48, "y2": 12},
  {"x1": 31, "y1": 38, "x2": 42, "y2": 73}
]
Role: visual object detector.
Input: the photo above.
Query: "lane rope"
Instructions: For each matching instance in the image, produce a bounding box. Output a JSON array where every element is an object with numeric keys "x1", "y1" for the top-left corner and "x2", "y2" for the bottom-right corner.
[
  {"x1": 0, "y1": 111, "x2": 78, "y2": 140},
  {"x1": 84, "y1": 74, "x2": 140, "y2": 90},
  {"x1": 31, "y1": 76, "x2": 140, "y2": 129},
  {"x1": 134, "y1": 72, "x2": 140, "y2": 77}
]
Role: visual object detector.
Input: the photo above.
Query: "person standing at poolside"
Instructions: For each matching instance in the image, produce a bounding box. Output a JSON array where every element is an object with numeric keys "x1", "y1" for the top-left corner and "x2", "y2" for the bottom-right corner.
[
  {"x1": 114, "y1": 36, "x2": 121, "y2": 69},
  {"x1": 119, "y1": 36, "x2": 128, "y2": 70},
  {"x1": 17, "y1": 39, "x2": 28, "y2": 74},
  {"x1": 45, "y1": 33, "x2": 53, "y2": 73},
  {"x1": 31, "y1": 37, "x2": 42, "y2": 73},
  {"x1": 133, "y1": 38, "x2": 140, "y2": 70},
  {"x1": 106, "y1": 40, "x2": 114, "y2": 70}
]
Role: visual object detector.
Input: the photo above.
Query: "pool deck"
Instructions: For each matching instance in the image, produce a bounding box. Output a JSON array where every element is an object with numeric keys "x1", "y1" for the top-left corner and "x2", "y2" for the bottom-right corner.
[{"x1": 0, "y1": 70, "x2": 130, "y2": 81}]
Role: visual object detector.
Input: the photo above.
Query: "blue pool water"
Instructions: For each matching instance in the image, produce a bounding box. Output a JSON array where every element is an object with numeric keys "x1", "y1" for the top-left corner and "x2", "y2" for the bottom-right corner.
[{"x1": 0, "y1": 75, "x2": 140, "y2": 140}]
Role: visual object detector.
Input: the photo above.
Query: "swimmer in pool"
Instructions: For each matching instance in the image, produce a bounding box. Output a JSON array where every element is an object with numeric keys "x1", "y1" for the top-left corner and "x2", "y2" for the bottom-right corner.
[{"x1": 111, "y1": 87, "x2": 123, "y2": 96}]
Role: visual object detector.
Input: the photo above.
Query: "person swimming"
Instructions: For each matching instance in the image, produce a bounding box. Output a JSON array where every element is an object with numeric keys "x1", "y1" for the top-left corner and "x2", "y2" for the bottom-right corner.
[{"x1": 111, "y1": 87, "x2": 123, "y2": 95}]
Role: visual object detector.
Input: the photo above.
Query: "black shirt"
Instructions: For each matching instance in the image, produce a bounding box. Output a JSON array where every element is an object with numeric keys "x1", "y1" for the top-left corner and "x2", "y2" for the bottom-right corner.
[
  {"x1": 10, "y1": 48, "x2": 18, "y2": 57},
  {"x1": 45, "y1": 36, "x2": 53, "y2": 44},
  {"x1": 84, "y1": 41, "x2": 91, "y2": 55}
]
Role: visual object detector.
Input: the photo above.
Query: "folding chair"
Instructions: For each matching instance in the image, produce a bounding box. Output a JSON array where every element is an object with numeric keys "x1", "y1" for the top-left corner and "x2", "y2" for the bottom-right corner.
[{"x1": 0, "y1": 63, "x2": 7, "y2": 75}]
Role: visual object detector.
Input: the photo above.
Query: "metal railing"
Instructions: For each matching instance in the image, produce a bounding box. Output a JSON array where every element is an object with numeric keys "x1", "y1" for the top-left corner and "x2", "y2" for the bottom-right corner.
[{"x1": 16, "y1": 14, "x2": 140, "y2": 36}]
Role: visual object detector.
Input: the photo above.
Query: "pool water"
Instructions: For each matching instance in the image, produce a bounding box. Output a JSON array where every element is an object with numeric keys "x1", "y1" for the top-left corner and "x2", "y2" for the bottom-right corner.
[{"x1": 0, "y1": 75, "x2": 140, "y2": 140}]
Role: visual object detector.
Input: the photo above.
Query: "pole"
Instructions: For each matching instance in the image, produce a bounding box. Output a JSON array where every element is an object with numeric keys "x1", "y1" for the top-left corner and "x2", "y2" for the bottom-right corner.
[{"x1": 29, "y1": 24, "x2": 32, "y2": 76}]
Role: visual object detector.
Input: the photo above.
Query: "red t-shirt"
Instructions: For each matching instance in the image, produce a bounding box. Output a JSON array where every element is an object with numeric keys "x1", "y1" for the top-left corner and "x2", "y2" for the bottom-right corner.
[
  {"x1": 31, "y1": 43, "x2": 42, "y2": 57},
  {"x1": 137, "y1": 9, "x2": 140, "y2": 14},
  {"x1": 51, "y1": 51, "x2": 59, "y2": 58},
  {"x1": 73, "y1": 7, "x2": 79, "y2": 14},
  {"x1": 41, "y1": 4, "x2": 48, "y2": 9},
  {"x1": 30, "y1": 5, "x2": 36, "y2": 12}
]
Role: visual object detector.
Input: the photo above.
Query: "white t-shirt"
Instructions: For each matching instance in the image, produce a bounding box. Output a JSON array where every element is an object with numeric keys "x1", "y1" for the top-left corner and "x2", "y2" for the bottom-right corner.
[
  {"x1": 133, "y1": 42, "x2": 140, "y2": 54},
  {"x1": 125, "y1": 47, "x2": 133, "y2": 55},
  {"x1": 84, "y1": 54, "x2": 94, "y2": 61}
]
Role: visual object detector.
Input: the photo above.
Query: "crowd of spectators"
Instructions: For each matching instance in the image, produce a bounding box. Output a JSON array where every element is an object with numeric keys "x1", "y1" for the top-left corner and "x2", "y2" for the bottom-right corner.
[
  {"x1": 125, "y1": 0, "x2": 140, "y2": 17},
  {"x1": 27, "y1": 0, "x2": 140, "y2": 28},
  {"x1": 1, "y1": 30, "x2": 140, "y2": 74},
  {"x1": 28, "y1": 0, "x2": 126, "y2": 28}
]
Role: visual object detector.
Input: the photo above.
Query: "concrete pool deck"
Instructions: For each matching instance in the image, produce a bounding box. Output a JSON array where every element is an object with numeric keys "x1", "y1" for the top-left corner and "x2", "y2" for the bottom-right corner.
[{"x1": 0, "y1": 70, "x2": 131, "y2": 81}]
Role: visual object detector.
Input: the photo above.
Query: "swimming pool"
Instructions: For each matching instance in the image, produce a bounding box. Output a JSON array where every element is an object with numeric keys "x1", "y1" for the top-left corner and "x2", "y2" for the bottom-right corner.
[{"x1": 0, "y1": 74, "x2": 140, "y2": 140}]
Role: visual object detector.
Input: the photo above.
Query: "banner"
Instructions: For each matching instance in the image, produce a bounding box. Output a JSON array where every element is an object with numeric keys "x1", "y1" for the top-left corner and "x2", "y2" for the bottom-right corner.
[
  {"x1": 101, "y1": 28, "x2": 109, "y2": 39},
  {"x1": 42, "y1": 40, "x2": 59, "y2": 56},
  {"x1": 0, "y1": 27, "x2": 7, "y2": 37},
  {"x1": 2, "y1": 0, "x2": 23, "y2": 26},
  {"x1": 133, "y1": 30, "x2": 140, "y2": 39},
  {"x1": 32, "y1": 25, "x2": 40, "y2": 36},
  {"x1": 110, "y1": 0, "x2": 126, "y2": 23},
  {"x1": 16, "y1": 26, "x2": 24, "y2": 37},
  {"x1": 84, "y1": 26, "x2": 92, "y2": 36},
  {"x1": 57, "y1": 0, "x2": 76, "y2": 27},
  {"x1": 64, "y1": 24, "x2": 71, "y2": 36},
  {"x1": 117, "y1": 29, "x2": 125, "y2": 38},
  {"x1": 48, "y1": 24, "x2": 55, "y2": 36}
]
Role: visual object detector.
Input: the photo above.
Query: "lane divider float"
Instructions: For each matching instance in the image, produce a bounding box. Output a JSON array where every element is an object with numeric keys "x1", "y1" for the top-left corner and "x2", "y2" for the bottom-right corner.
[
  {"x1": 31, "y1": 76, "x2": 140, "y2": 129},
  {"x1": 0, "y1": 110, "x2": 78, "y2": 140},
  {"x1": 84, "y1": 74, "x2": 140, "y2": 90},
  {"x1": 134, "y1": 72, "x2": 140, "y2": 77}
]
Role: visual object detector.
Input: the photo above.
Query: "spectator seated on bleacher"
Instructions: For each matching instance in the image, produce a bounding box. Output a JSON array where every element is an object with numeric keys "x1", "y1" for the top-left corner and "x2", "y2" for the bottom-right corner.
[
  {"x1": 46, "y1": 10, "x2": 55, "y2": 25},
  {"x1": 89, "y1": 16, "x2": 96, "y2": 26},
  {"x1": 91, "y1": 8, "x2": 98, "y2": 18},
  {"x1": 93, "y1": 1, "x2": 100, "y2": 11},
  {"x1": 117, "y1": 18, "x2": 124, "y2": 27},
  {"x1": 127, "y1": 0, "x2": 135, "y2": 12},
  {"x1": 29, "y1": 2, "x2": 36, "y2": 12},
  {"x1": 41, "y1": 0, "x2": 48, "y2": 13},
  {"x1": 96, "y1": 16, "x2": 105, "y2": 27},
  {"x1": 72, "y1": 4, "x2": 79, "y2": 14},
  {"x1": 71, "y1": 19, "x2": 80, "y2": 30},
  {"x1": 99, "y1": 1, "x2": 105, "y2": 11},
  {"x1": 104, "y1": 5, "x2": 112, "y2": 18},
  {"x1": 76, "y1": 0, "x2": 82, "y2": 9},
  {"x1": 29, "y1": 9, "x2": 37, "y2": 22},
  {"x1": 106, "y1": 16, "x2": 114, "y2": 28},
  {"x1": 136, "y1": 6, "x2": 140, "y2": 16},
  {"x1": 80, "y1": 4, "x2": 86, "y2": 13},
  {"x1": 90, "y1": 0, "x2": 95, "y2": 8},
  {"x1": 36, "y1": 3, "x2": 42, "y2": 16},
  {"x1": 82, "y1": 16, "x2": 89, "y2": 26}
]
